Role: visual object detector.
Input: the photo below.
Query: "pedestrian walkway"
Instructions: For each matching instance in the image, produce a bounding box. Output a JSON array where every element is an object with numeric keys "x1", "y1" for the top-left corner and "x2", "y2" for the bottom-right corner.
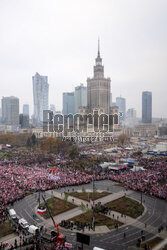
[
  {"x1": 52, "y1": 189, "x2": 133, "y2": 209},
  {"x1": 38, "y1": 189, "x2": 144, "y2": 235},
  {"x1": 153, "y1": 237, "x2": 167, "y2": 250},
  {"x1": 0, "y1": 233, "x2": 30, "y2": 249}
]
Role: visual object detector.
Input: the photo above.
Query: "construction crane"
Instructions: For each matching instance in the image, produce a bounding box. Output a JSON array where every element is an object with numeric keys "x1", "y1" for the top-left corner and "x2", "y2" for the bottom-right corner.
[{"x1": 41, "y1": 194, "x2": 72, "y2": 249}]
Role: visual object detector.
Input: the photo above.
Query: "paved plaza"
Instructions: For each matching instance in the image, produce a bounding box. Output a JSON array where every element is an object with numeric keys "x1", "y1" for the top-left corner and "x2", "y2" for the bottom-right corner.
[{"x1": 1, "y1": 180, "x2": 165, "y2": 249}]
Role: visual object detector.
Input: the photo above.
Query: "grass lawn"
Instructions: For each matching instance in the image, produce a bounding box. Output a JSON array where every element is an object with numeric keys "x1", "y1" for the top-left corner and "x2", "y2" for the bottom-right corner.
[
  {"x1": 40, "y1": 197, "x2": 77, "y2": 219},
  {"x1": 67, "y1": 210, "x2": 123, "y2": 230},
  {"x1": 68, "y1": 191, "x2": 111, "y2": 202},
  {"x1": 0, "y1": 220, "x2": 14, "y2": 238},
  {"x1": 114, "y1": 183, "x2": 125, "y2": 187},
  {"x1": 141, "y1": 237, "x2": 163, "y2": 248},
  {"x1": 105, "y1": 196, "x2": 144, "y2": 218}
]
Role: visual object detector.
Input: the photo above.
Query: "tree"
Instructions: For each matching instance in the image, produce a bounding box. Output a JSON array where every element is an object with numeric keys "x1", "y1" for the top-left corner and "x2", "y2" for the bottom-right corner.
[
  {"x1": 26, "y1": 137, "x2": 31, "y2": 147},
  {"x1": 31, "y1": 133, "x2": 37, "y2": 146},
  {"x1": 82, "y1": 186, "x2": 86, "y2": 193},
  {"x1": 80, "y1": 202, "x2": 86, "y2": 212},
  {"x1": 63, "y1": 193, "x2": 69, "y2": 208},
  {"x1": 93, "y1": 185, "x2": 97, "y2": 193},
  {"x1": 69, "y1": 145, "x2": 79, "y2": 159},
  {"x1": 0, "y1": 133, "x2": 31, "y2": 147},
  {"x1": 118, "y1": 134, "x2": 127, "y2": 146}
]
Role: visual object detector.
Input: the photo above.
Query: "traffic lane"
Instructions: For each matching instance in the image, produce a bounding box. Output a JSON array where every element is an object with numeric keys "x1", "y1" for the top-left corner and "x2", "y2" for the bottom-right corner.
[
  {"x1": 54, "y1": 180, "x2": 124, "y2": 194},
  {"x1": 13, "y1": 194, "x2": 43, "y2": 224},
  {"x1": 128, "y1": 192, "x2": 166, "y2": 228},
  {"x1": 90, "y1": 226, "x2": 154, "y2": 249}
]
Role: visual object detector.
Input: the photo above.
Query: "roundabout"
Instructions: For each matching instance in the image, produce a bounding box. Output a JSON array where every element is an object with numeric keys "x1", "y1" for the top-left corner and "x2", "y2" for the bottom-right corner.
[{"x1": 12, "y1": 180, "x2": 167, "y2": 249}]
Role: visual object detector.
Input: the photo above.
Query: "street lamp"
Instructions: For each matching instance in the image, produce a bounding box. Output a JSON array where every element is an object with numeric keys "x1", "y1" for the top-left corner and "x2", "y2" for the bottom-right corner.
[{"x1": 141, "y1": 191, "x2": 143, "y2": 205}]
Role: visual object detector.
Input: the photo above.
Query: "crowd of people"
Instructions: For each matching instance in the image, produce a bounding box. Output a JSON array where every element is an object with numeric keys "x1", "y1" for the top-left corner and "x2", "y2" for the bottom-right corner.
[
  {"x1": 0, "y1": 149, "x2": 167, "y2": 223},
  {"x1": 0, "y1": 150, "x2": 93, "y2": 222},
  {"x1": 108, "y1": 157, "x2": 167, "y2": 199}
]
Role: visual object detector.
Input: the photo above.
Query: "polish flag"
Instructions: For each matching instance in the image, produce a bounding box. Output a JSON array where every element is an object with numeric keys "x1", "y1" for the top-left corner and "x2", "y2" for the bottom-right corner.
[
  {"x1": 65, "y1": 242, "x2": 73, "y2": 248},
  {"x1": 37, "y1": 207, "x2": 46, "y2": 214}
]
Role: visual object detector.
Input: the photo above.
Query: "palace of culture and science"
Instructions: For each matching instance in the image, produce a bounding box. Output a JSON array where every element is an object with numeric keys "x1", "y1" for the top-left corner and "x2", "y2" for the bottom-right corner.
[
  {"x1": 87, "y1": 40, "x2": 110, "y2": 114},
  {"x1": 35, "y1": 41, "x2": 119, "y2": 141}
]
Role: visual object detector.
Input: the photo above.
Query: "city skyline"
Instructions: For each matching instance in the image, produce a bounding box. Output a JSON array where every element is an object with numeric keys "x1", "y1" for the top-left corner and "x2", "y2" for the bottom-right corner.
[{"x1": 0, "y1": 0, "x2": 167, "y2": 118}]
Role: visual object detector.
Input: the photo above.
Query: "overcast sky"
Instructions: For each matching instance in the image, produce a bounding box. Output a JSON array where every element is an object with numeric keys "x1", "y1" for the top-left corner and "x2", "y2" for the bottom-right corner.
[{"x1": 0, "y1": 0, "x2": 167, "y2": 118}]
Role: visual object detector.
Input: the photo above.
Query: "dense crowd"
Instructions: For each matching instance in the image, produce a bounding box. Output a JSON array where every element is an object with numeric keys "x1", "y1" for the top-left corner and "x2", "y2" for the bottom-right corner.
[
  {"x1": 0, "y1": 149, "x2": 167, "y2": 223},
  {"x1": 108, "y1": 157, "x2": 167, "y2": 199},
  {"x1": 0, "y1": 151, "x2": 93, "y2": 222}
]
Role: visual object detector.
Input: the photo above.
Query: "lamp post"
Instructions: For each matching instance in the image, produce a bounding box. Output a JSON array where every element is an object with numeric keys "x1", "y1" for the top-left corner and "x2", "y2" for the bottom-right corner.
[
  {"x1": 141, "y1": 191, "x2": 143, "y2": 205},
  {"x1": 92, "y1": 176, "x2": 95, "y2": 231}
]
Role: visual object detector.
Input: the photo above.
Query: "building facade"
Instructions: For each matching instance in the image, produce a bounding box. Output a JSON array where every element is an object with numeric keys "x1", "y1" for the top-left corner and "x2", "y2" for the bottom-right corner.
[
  {"x1": 23, "y1": 104, "x2": 29, "y2": 116},
  {"x1": 87, "y1": 41, "x2": 110, "y2": 114},
  {"x1": 1, "y1": 96, "x2": 19, "y2": 126},
  {"x1": 116, "y1": 97, "x2": 126, "y2": 122},
  {"x1": 127, "y1": 108, "x2": 136, "y2": 120},
  {"x1": 33, "y1": 72, "x2": 49, "y2": 125},
  {"x1": 142, "y1": 91, "x2": 152, "y2": 124},
  {"x1": 110, "y1": 93, "x2": 112, "y2": 107},
  {"x1": 50, "y1": 104, "x2": 56, "y2": 113},
  {"x1": 62, "y1": 92, "x2": 75, "y2": 115},
  {"x1": 19, "y1": 114, "x2": 29, "y2": 128},
  {"x1": 74, "y1": 84, "x2": 87, "y2": 113}
]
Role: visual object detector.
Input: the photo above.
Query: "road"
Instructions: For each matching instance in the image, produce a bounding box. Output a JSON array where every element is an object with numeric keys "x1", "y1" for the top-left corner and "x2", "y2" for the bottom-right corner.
[{"x1": 13, "y1": 180, "x2": 167, "y2": 250}]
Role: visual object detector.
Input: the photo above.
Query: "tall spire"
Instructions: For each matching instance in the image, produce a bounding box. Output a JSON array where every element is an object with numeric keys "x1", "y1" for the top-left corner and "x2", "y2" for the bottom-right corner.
[{"x1": 98, "y1": 38, "x2": 100, "y2": 57}]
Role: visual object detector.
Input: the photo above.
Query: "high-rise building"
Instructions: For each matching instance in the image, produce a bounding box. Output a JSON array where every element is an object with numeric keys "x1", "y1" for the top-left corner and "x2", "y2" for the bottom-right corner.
[
  {"x1": 62, "y1": 92, "x2": 75, "y2": 115},
  {"x1": 116, "y1": 97, "x2": 126, "y2": 122},
  {"x1": 142, "y1": 91, "x2": 152, "y2": 123},
  {"x1": 50, "y1": 104, "x2": 56, "y2": 113},
  {"x1": 74, "y1": 84, "x2": 87, "y2": 113},
  {"x1": 32, "y1": 72, "x2": 49, "y2": 124},
  {"x1": 1, "y1": 96, "x2": 19, "y2": 125},
  {"x1": 23, "y1": 104, "x2": 29, "y2": 116},
  {"x1": 19, "y1": 114, "x2": 29, "y2": 128},
  {"x1": 110, "y1": 93, "x2": 112, "y2": 107},
  {"x1": 127, "y1": 108, "x2": 136, "y2": 120},
  {"x1": 111, "y1": 102, "x2": 116, "y2": 106},
  {"x1": 87, "y1": 40, "x2": 110, "y2": 113}
]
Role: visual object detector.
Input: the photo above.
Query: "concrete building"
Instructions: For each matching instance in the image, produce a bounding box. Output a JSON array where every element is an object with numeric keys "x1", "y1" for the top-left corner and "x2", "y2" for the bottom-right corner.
[
  {"x1": 50, "y1": 104, "x2": 56, "y2": 113},
  {"x1": 110, "y1": 93, "x2": 112, "y2": 107},
  {"x1": 158, "y1": 123, "x2": 167, "y2": 136},
  {"x1": 87, "y1": 40, "x2": 110, "y2": 114},
  {"x1": 125, "y1": 108, "x2": 137, "y2": 127},
  {"x1": 112, "y1": 102, "x2": 116, "y2": 107},
  {"x1": 62, "y1": 92, "x2": 75, "y2": 115},
  {"x1": 127, "y1": 108, "x2": 136, "y2": 120},
  {"x1": 74, "y1": 84, "x2": 87, "y2": 113},
  {"x1": 116, "y1": 97, "x2": 126, "y2": 122},
  {"x1": 19, "y1": 114, "x2": 29, "y2": 128},
  {"x1": 133, "y1": 124, "x2": 157, "y2": 137},
  {"x1": 32, "y1": 72, "x2": 49, "y2": 125},
  {"x1": 1, "y1": 96, "x2": 19, "y2": 126},
  {"x1": 142, "y1": 91, "x2": 152, "y2": 124},
  {"x1": 23, "y1": 104, "x2": 29, "y2": 116}
]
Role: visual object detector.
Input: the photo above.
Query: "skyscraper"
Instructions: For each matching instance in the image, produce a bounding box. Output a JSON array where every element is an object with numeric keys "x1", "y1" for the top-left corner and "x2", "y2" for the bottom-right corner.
[
  {"x1": 127, "y1": 108, "x2": 136, "y2": 120},
  {"x1": 1, "y1": 96, "x2": 19, "y2": 125},
  {"x1": 33, "y1": 72, "x2": 49, "y2": 124},
  {"x1": 87, "y1": 40, "x2": 110, "y2": 113},
  {"x1": 19, "y1": 114, "x2": 29, "y2": 128},
  {"x1": 116, "y1": 97, "x2": 126, "y2": 122},
  {"x1": 110, "y1": 93, "x2": 112, "y2": 106},
  {"x1": 50, "y1": 104, "x2": 56, "y2": 113},
  {"x1": 23, "y1": 104, "x2": 29, "y2": 116},
  {"x1": 62, "y1": 92, "x2": 75, "y2": 115},
  {"x1": 74, "y1": 84, "x2": 87, "y2": 113},
  {"x1": 142, "y1": 91, "x2": 152, "y2": 123}
]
